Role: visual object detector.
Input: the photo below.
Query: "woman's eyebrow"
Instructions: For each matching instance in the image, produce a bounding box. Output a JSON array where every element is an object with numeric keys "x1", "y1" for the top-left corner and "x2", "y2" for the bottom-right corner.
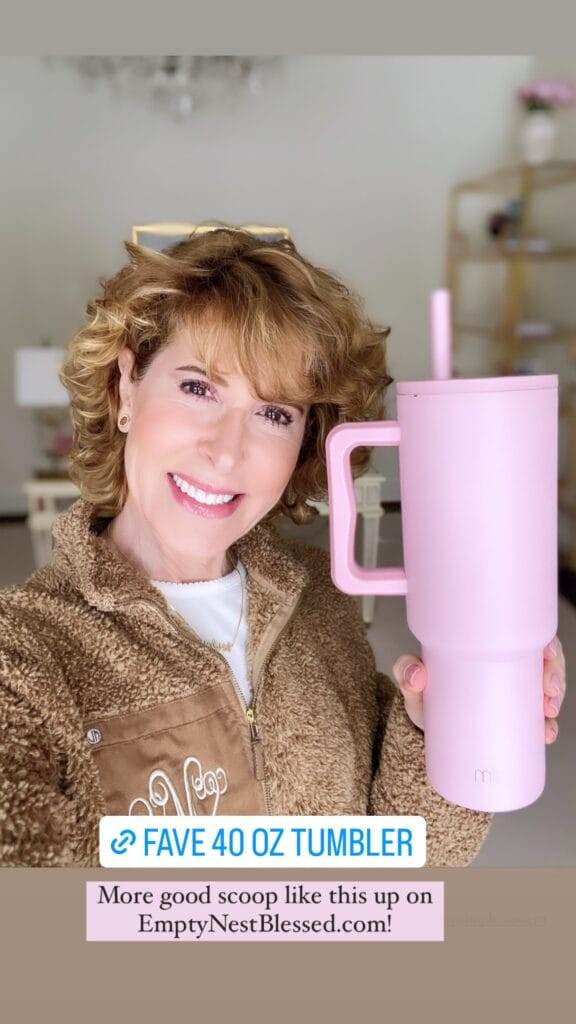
[
  {"x1": 175, "y1": 362, "x2": 208, "y2": 374},
  {"x1": 174, "y1": 363, "x2": 225, "y2": 383}
]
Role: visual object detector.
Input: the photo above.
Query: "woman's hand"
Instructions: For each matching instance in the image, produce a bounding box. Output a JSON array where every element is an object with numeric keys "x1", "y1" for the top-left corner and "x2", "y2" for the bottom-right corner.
[{"x1": 392, "y1": 636, "x2": 566, "y2": 743}]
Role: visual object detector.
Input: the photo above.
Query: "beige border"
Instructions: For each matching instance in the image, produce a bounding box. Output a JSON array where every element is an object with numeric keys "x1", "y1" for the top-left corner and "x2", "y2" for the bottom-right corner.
[{"x1": 0, "y1": 868, "x2": 573, "y2": 1018}]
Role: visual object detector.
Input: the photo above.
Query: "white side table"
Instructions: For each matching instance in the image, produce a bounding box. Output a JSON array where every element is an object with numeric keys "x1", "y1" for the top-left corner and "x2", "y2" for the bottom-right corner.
[
  {"x1": 23, "y1": 479, "x2": 80, "y2": 568},
  {"x1": 309, "y1": 472, "x2": 385, "y2": 624}
]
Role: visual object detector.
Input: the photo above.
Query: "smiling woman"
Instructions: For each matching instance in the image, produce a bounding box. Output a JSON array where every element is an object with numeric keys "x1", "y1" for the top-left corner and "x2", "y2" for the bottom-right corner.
[
  {"x1": 64, "y1": 227, "x2": 391, "y2": 531},
  {"x1": 0, "y1": 225, "x2": 494, "y2": 867},
  {"x1": 102, "y1": 324, "x2": 311, "y2": 583}
]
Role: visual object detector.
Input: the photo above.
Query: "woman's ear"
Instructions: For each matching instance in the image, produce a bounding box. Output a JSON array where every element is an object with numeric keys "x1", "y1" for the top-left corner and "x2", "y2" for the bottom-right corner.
[{"x1": 117, "y1": 347, "x2": 136, "y2": 416}]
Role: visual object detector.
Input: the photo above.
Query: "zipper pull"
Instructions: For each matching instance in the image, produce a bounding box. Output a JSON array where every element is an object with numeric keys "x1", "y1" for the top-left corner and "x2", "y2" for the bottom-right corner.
[{"x1": 246, "y1": 707, "x2": 265, "y2": 780}]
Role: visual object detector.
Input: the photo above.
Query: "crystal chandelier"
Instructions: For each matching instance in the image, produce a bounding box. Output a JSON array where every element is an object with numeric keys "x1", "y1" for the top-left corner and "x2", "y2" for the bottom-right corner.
[{"x1": 46, "y1": 56, "x2": 279, "y2": 120}]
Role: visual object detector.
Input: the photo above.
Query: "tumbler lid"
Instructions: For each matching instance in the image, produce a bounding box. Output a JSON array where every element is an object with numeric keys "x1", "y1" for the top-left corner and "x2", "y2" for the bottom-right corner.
[{"x1": 396, "y1": 374, "x2": 558, "y2": 396}]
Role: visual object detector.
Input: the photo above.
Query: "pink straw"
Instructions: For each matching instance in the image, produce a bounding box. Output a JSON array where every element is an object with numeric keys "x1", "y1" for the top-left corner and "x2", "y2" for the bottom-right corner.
[{"x1": 431, "y1": 289, "x2": 452, "y2": 380}]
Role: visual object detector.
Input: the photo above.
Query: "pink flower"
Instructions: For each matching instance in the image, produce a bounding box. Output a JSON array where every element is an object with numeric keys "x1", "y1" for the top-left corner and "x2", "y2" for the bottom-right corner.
[
  {"x1": 517, "y1": 79, "x2": 576, "y2": 109},
  {"x1": 53, "y1": 430, "x2": 73, "y2": 456}
]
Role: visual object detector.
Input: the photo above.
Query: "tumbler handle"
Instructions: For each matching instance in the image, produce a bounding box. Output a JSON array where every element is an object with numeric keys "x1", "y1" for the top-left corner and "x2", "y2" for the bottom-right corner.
[{"x1": 325, "y1": 422, "x2": 408, "y2": 595}]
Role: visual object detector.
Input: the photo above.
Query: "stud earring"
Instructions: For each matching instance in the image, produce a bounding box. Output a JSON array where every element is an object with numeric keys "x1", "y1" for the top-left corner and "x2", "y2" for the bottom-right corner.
[{"x1": 119, "y1": 415, "x2": 130, "y2": 429}]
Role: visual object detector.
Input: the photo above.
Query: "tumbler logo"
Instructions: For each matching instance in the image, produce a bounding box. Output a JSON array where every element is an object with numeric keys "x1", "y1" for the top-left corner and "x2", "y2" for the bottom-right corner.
[{"x1": 474, "y1": 767, "x2": 501, "y2": 785}]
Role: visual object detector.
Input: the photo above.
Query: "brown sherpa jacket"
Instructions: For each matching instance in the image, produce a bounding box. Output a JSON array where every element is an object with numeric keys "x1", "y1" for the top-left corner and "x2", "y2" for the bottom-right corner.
[{"x1": 0, "y1": 499, "x2": 492, "y2": 867}]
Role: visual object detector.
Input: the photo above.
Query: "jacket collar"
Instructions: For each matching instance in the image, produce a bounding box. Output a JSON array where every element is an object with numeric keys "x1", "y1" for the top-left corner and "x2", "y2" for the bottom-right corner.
[{"x1": 50, "y1": 498, "x2": 310, "y2": 614}]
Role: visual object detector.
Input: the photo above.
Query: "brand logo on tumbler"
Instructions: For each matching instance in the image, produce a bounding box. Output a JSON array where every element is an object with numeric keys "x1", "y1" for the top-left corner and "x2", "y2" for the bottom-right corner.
[{"x1": 474, "y1": 768, "x2": 501, "y2": 785}]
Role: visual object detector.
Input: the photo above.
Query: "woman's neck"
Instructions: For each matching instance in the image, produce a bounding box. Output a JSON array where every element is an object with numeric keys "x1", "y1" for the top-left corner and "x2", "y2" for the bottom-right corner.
[{"x1": 103, "y1": 502, "x2": 234, "y2": 583}]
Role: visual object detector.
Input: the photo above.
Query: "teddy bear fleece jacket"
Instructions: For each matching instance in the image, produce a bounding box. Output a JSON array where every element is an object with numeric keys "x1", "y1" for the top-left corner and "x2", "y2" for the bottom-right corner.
[{"x1": 0, "y1": 499, "x2": 493, "y2": 867}]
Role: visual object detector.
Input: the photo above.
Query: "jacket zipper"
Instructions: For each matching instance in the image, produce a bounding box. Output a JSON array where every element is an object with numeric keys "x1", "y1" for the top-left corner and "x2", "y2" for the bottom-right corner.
[
  {"x1": 250, "y1": 592, "x2": 302, "y2": 815},
  {"x1": 133, "y1": 596, "x2": 300, "y2": 814}
]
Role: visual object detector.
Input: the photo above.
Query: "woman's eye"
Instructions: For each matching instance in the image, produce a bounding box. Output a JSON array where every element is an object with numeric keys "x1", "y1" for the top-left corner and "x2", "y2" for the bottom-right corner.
[
  {"x1": 261, "y1": 406, "x2": 294, "y2": 429},
  {"x1": 179, "y1": 379, "x2": 212, "y2": 399},
  {"x1": 178, "y1": 380, "x2": 294, "y2": 429}
]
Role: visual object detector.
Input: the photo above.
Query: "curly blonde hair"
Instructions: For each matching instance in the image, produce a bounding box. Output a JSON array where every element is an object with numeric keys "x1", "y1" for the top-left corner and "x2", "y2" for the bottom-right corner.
[{"x1": 60, "y1": 224, "x2": 394, "y2": 526}]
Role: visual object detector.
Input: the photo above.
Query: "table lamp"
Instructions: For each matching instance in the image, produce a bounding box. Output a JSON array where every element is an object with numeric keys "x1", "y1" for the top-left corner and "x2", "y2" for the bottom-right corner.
[{"x1": 14, "y1": 346, "x2": 72, "y2": 477}]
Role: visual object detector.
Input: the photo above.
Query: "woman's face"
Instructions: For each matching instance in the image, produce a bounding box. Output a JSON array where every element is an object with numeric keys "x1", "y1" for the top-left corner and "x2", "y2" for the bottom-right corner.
[{"x1": 116, "y1": 328, "x2": 309, "y2": 573}]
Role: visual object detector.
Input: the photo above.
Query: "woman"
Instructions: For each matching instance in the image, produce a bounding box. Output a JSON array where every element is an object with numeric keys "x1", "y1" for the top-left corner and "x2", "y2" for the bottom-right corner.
[{"x1": 0, "y1": 227, "x2": 565, "y2": 867}]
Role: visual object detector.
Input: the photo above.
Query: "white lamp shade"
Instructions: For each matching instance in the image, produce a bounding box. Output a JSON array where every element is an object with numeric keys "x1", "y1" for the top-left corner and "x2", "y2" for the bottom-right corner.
[{"x1": 14, "y1": 348, "x2": 69, "y2": 407}]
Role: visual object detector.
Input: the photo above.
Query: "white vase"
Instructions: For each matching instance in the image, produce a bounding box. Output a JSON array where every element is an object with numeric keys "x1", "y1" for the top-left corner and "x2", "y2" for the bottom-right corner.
[{"x1": 521, "y1": 110, "x2": 557, "y2": 166}]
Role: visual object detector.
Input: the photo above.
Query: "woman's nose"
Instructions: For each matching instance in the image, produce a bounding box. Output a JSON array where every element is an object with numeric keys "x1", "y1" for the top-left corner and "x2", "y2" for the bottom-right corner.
[{"x1": 197, "y1": 409, "x2": 247, "y2": 471}]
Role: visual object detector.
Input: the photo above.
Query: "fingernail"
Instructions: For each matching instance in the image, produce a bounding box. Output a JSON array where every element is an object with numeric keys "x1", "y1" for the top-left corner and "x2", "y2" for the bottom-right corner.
[
  {"x1": 405, "y1": 664, "x2": 423, "y2": 686},
  {"x1": 550, "y1": 672, "x2": 561, "y2": 696},
  {"x1": 547, "y1": 638, "x2": 559, "y2": 657}
]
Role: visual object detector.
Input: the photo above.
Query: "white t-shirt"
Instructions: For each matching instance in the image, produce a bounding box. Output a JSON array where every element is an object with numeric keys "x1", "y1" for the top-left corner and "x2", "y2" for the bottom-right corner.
[{"x1": 151, "y1": 559, "x2": 251, "y2": 706}]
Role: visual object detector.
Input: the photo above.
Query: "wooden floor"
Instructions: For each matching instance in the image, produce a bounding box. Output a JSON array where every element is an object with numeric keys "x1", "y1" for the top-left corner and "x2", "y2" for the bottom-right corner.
[{"x1": 1, "y1": 513, "x2": 574, "y2": 867}]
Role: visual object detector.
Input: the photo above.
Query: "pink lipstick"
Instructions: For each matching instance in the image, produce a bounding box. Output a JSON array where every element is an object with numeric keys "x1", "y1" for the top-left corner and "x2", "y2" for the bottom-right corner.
[{"x1": 167, "y1": 472, "x2": 244, "y2": 519}]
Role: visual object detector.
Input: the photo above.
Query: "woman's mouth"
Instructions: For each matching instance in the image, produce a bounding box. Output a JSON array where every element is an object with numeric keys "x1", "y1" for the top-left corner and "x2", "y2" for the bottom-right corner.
[{"x1": 167, "y1": 472, "x2": 245, "y2": 519}]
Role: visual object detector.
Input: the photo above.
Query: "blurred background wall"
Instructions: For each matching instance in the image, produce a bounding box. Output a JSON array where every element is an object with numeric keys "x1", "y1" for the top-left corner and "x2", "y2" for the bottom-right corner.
[{"x1": 0, "y1": 55, "x2": 535, "y2": 512}]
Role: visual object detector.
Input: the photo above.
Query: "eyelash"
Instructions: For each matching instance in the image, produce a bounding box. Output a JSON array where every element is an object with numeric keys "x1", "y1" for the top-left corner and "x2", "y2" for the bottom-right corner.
[{"x1": 179, "y1": 379, "x2": 295, "y2": 429}]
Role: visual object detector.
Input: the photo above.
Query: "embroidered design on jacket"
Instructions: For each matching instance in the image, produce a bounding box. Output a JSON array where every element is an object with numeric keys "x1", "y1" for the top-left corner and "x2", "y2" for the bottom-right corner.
[{"x1": 128, "y1": 756, "x2": 228, "y2": 816}]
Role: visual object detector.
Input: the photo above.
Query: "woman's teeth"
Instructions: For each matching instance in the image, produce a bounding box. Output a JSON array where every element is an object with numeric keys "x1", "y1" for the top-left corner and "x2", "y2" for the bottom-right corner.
[{"x1": 171, "y1": 473, "x2": 237, "y2": 505}]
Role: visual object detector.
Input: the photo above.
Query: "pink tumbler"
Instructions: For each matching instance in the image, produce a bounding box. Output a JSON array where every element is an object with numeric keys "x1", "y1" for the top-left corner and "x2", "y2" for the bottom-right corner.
[{"x1": 325, "y1": 290, "x2": 558, "y2": 812}]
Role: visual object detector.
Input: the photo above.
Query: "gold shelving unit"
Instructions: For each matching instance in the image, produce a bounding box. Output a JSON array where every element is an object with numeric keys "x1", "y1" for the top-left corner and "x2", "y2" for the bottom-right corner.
[{"x1": 446, "y1": 159, "x2": 576, "y2": 570}]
